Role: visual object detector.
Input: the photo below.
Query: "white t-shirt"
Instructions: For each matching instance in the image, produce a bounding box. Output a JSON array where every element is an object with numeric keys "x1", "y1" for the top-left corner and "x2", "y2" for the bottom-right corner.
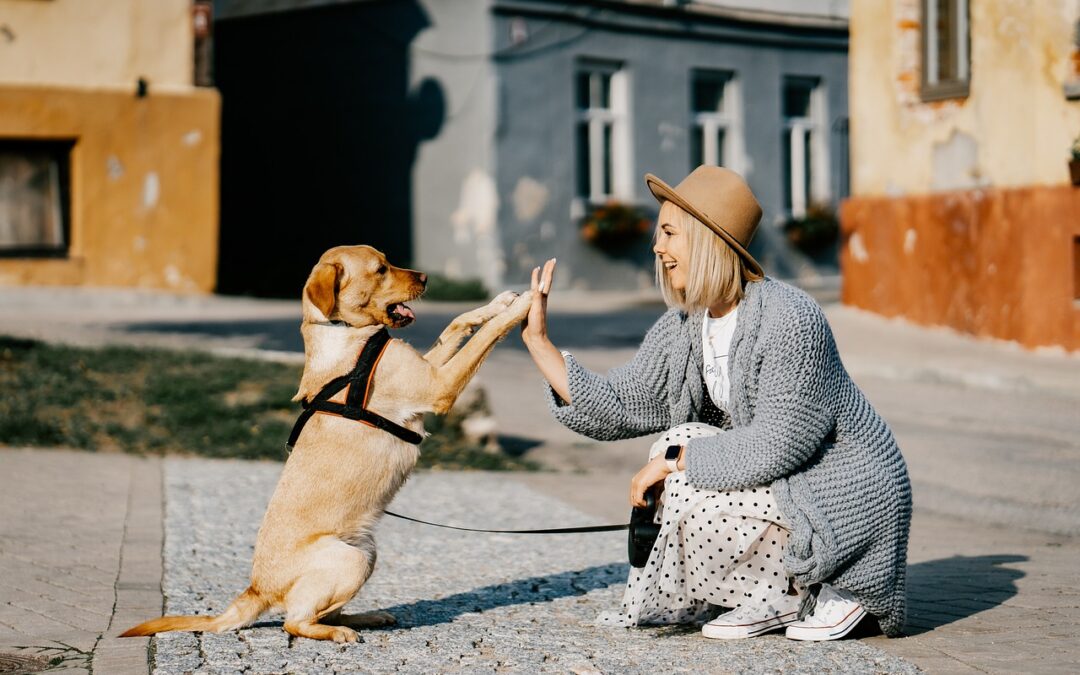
[{"x1": 702, "y1": 305, "x2": 738, "y2": 410}]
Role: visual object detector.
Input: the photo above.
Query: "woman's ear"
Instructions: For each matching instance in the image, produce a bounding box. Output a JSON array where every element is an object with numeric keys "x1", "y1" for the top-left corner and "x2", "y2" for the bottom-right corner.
[{"x1": 304, "y1": 262, "x2": 341, "y2": 321}]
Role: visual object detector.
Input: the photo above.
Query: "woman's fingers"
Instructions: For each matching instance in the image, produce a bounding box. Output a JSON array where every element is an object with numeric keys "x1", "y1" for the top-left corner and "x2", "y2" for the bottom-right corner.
[
  {"x1": 530, "y1": 265, "x2": 540, "y2": 291},
  {"x1": 539, "y1": 258, "x2": 556, "y2": 296}
]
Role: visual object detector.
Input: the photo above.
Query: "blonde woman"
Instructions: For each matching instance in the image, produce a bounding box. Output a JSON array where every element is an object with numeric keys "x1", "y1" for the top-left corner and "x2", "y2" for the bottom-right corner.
[{"x1": 521, "y1": 166, "x2": 911, "y2": 641}]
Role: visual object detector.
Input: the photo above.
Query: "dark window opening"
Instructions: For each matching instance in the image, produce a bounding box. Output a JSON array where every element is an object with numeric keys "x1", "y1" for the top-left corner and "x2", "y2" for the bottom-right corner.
[{"x1": 0, "y1": 139, "x2": 74, "y2": 258}]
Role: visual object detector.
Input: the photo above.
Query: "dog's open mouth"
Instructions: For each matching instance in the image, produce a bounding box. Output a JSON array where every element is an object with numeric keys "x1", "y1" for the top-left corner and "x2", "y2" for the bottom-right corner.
[{"x1": 387, "y1": 302, "x2": 416, "y2": 327}]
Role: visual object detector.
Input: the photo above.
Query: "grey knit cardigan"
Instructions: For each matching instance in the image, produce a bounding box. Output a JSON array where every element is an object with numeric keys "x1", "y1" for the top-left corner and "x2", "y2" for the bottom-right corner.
[{"x1": 546, "y1": 278, "x2": 912, "y2": 636}]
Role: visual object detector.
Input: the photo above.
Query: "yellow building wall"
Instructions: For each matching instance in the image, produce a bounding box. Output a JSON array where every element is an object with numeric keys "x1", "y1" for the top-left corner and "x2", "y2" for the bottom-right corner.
[
  {"x1": 849, "y1": 0, "x2": 1080, "y2": 196},
  {"x1": 0, "y1": 0, "x2": 193, "y2": 89},
  {"x1": 0, "y1": 86, "x2": 220, "y2": 292}
]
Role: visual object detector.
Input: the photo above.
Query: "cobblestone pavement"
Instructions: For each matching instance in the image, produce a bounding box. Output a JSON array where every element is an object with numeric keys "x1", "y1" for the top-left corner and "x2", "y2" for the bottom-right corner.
[{"x1": 153, "y1": 458, "x2": 918, "y2": 674}]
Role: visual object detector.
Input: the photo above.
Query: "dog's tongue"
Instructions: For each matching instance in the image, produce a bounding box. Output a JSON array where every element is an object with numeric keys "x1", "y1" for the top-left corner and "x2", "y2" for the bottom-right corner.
[{"x1": 397, "y1": 304, "x2": 415, "y2": 320}]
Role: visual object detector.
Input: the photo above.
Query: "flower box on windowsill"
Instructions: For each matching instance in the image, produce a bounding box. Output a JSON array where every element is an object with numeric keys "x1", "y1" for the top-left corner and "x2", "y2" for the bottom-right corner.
[{"x1": 580, "y1": 201, "x2": 651, "y2": 253}]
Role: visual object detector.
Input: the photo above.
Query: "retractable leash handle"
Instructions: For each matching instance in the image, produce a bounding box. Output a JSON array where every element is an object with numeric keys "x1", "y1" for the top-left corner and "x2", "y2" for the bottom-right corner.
[{"x1": 628, "y1": 492, "x2": 660, "y2": 568}]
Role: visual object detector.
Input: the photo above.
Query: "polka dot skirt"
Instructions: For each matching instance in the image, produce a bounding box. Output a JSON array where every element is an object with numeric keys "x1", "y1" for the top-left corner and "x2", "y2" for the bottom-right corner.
[{"x1": 598, "y1": 423, "x2": 799, "y2": 627}]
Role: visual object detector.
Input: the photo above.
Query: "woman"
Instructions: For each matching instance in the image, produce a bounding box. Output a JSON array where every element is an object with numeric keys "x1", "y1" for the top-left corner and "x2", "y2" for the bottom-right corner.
[{"x1": 521, "y1": 166, "x2": 911, "y2": 641}]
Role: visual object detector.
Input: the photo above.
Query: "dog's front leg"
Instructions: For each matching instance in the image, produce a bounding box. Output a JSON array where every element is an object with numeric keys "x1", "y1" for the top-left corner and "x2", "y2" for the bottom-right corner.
[
  {"x1": 427, "y1": 291, "x2": 533, "y2": 413},
  {"x1": 423, "y1": 290, "x2": 519, "y2": 367}
]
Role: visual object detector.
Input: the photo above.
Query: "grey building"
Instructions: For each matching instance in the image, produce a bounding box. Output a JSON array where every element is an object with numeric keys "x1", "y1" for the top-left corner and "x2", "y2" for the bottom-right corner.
[{"x1": 212, "y1": 0, "x2": 848, "y2": 295}]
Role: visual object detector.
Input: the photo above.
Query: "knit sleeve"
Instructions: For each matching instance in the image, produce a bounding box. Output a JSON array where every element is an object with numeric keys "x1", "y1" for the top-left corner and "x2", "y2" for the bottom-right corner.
[
  {"x1": 684, "y1": 298, "x2": 838, "y2": 489},
  {"x1": 542, "y1": 311, "x2": 676, "y2": 441}
]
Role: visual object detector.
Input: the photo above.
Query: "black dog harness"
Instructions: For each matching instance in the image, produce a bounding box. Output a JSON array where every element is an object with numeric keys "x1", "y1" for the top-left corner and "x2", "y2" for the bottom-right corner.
[{"x1": 286, "y1": 327, "x2": 423, "y2": 449}]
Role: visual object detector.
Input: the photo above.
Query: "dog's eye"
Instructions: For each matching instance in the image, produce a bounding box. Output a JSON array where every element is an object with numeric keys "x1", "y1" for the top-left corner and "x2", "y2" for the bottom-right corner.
[{"x1": 377, "y1": 265, "x2": 387, "y2": 275}]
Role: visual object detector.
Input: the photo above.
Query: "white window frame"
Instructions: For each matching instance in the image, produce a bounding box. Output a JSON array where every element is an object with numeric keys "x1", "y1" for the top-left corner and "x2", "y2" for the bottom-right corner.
[
  {"x1": 922, "y1": 0, "x2": 970, "y2": 100},
  {"x1": 782, "y1": 76, "x2": 829, "y2": 219},
  {"x1": 576, "y1": 61, "x2": 632, "y2": 203},
  {"x1": 690, "y1": 70, "x2": 745, "y2": 175}
]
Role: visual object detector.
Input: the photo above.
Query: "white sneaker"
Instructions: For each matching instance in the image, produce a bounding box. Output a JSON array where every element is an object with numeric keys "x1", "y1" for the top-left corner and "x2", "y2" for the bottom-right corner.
[
  {"x1": 701, "y1": 593, "x2": 801, "y2": 640},
  {"x1": 784, "y1": 584, "x2": 867, "y2": 641}
]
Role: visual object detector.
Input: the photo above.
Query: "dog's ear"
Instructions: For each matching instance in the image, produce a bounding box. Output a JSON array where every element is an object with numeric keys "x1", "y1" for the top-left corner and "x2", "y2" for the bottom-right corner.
[{"x1": 304, "y1": 262, "x2": 341, "y2": 321}]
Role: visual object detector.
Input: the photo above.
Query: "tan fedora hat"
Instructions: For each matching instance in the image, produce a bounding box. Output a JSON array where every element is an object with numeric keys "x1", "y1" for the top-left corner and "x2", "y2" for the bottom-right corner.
[{"x1": 645, "y1": 166, "x2": 764, "y2": 277}]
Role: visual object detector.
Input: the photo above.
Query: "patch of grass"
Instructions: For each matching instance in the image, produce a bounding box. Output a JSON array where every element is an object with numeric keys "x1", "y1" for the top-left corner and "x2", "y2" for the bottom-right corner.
[
  {"x1": 422, "y1": 273, "x2": 489, "y2": 302},
  {"x1": 0, "y1": 336, "x2": 535, "y2": 470}
]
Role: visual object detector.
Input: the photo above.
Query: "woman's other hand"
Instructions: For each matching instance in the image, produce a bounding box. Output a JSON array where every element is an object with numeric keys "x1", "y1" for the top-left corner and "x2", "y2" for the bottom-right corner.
[
  {"x1": 630, "y1": 456, "x2": 672, "y2": 507},
  {"x1": 521, "y1": 258, "x2": 555, "y2": 346}
]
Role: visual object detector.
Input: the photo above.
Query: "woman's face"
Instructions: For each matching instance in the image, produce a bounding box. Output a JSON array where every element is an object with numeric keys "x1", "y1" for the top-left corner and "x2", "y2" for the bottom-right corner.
[{"x1": 653, "y1": 210, "x2": 691, "y2": 291}]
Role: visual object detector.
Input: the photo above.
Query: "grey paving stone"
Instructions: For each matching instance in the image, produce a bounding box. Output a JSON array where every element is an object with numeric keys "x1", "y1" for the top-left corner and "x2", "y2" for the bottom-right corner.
[{"x1": 153, "y1": 457, "x2": 919, "y2": 674}]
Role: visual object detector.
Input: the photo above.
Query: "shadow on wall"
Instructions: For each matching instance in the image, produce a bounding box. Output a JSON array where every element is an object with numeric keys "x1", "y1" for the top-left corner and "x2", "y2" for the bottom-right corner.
[
  {"x1": 903, "y1": 554, "x2": 1026, "y2": 636},
  {"x1": 214, "y1": 1, "x2": 445, "y2": 297}
]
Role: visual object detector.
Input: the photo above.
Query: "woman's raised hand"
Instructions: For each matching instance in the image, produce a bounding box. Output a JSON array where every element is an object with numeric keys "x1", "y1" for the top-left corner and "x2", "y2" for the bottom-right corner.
[
  {"x1": 520, "y1": 258, "x2": 571, "y2": 403},
  {"x1": 521, "y1": 258, "x2": 556, "y2": 346}
]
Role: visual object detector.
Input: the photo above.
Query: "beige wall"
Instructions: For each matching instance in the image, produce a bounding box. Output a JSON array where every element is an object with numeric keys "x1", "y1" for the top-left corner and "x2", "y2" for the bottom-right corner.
[
  {"x1": 849, "y1": 0, "x2": 1080, "y2": 196},
  {"x1": 0, "y1": 0, "x2": 193, "y2": 90},
  {"x1": 0, "y1": 86, "x2": 220, "y2": 291}
]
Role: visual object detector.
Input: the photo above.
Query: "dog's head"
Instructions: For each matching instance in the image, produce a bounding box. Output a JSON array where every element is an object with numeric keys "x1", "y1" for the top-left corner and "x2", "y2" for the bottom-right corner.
[{"x1": 301, "y1": 245, "x2": 427, "y2": 328}]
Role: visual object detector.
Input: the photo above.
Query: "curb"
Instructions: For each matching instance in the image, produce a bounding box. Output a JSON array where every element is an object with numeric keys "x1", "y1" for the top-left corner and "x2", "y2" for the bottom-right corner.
[{"x1": 92, "y1": 457, "x2": 164, "y2": 675}]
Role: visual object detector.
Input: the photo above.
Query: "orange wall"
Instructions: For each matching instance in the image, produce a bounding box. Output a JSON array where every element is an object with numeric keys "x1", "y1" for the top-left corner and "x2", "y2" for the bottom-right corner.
[
  {"x1": 0, "y1": 85, "x2": 220, "y2": 291},
  {"x1": 841, "y1": 185, "x2": 1080, "y2": 351}
]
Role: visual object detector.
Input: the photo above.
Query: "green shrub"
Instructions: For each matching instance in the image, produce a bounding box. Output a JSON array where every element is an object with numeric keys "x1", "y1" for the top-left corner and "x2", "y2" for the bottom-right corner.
[{"x1": 422, "y1": 273, "x2": 489, "y2": 302}]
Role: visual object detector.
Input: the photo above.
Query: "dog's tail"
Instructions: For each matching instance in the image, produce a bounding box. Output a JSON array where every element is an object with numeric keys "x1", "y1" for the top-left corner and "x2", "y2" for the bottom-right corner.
[{"x1": 119, "y1": 587, "x2": 268, "y2": 637}]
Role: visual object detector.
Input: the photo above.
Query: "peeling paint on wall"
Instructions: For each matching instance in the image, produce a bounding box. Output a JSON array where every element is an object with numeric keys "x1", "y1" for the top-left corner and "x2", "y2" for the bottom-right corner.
[
  {"x1": 903, "y1": 228, "x2": 917, "y2": 254},
  {"x1": 450, "y1": 168, "x2": 505, "y2": 290},
  {"x1": 163, "y1": 264, "x2": 182, "y2": 287},
  {"x1": 848, "y1": 230, "x2": 869, "y2": 263},
  {"x1": 931, "y1": 130, "x2": 981, "y2": 191},
  {"x1": 512, "y1": 176, "x2": 548, "y2": 223},
  {"x1": 142, "y1": 172, "x2": 160, "y2": 209},
  {"x1": 106, "y1": 155, "x2": 124, "y2": 180}
]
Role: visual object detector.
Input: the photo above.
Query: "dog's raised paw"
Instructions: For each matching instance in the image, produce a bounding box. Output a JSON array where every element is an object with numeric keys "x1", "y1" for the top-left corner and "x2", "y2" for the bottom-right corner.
[{"x1": 490, "y1": 290, "x2": 519, "y2": 310}]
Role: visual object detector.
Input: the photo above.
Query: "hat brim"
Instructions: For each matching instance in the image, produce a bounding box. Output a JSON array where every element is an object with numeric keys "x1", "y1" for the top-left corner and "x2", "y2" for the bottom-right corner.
[{"x1": 645, "y1": 173, "x2": 763, "y2": 277}]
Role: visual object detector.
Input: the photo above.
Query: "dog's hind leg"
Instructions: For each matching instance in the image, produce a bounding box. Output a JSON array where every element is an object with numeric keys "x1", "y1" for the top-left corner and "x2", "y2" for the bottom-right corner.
[
  {"x1": 424, "y1": 291, "x2": 519, "y2": 366},
  {"x1": 282, "y1": 538, "x2": 372, "y2": 643}
]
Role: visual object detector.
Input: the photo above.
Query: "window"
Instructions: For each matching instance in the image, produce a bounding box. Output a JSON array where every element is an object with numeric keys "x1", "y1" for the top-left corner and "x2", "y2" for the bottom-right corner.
[
  {"x1": 782, "y1": 76, "x2": 827, "y2": 219},
  {"x1": 921, "y1": 0, "x2": 970, "y2": 100},
  {"x1": 690, "y1": 70, "x2": 744, "y2": 174},
  {"x1": 575, "y1": 61, "x2": 631, "y2": 202},
  {"x1": 0, "y1": 140, "x2": 73, "y2": 257}
]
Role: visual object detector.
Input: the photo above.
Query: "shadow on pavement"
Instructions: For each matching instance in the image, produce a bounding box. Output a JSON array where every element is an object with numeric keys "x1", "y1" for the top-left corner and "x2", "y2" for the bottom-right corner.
[
  {"x1": 377, "y1": 563, "x2": 628, "y2": 629},
  {"x1": 903, "y1": 554, "x2": 1026, "y2": 636}
]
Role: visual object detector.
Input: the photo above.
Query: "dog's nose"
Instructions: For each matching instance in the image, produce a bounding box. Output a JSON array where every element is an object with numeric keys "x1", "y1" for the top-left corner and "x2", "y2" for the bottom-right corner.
[{"x1": 418, "y1": 273, "x2": 428, "y2": 286}]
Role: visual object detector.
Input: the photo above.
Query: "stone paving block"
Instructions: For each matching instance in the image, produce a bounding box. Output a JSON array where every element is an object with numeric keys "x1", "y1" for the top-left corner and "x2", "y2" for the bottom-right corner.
[
  {"x1": 4, "y1": 591, "x2": 110, "y2": 632},
  {"x1": 93, "y1": 637, "x2": 151, "y2": 675},
  {"x1": 0, "y1": 578, "x2": 110, "y2": 618}
]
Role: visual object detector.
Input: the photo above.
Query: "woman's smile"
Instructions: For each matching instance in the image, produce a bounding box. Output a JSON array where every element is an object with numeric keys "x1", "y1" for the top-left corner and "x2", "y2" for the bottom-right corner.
[{"x1": 654, "y1": 216, "x2": 689, "y2": 291}]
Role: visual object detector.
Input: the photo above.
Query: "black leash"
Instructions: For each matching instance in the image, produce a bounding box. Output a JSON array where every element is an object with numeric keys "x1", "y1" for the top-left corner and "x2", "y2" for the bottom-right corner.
[{"x1": 383, "y1": 509, "x2": 629, "y2": 534}]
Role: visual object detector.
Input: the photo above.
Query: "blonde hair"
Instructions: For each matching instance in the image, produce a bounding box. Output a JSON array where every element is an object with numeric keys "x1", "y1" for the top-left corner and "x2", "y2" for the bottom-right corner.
[{"x1": 654, "y1": 200, "x2": 763, "y2": 312}]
